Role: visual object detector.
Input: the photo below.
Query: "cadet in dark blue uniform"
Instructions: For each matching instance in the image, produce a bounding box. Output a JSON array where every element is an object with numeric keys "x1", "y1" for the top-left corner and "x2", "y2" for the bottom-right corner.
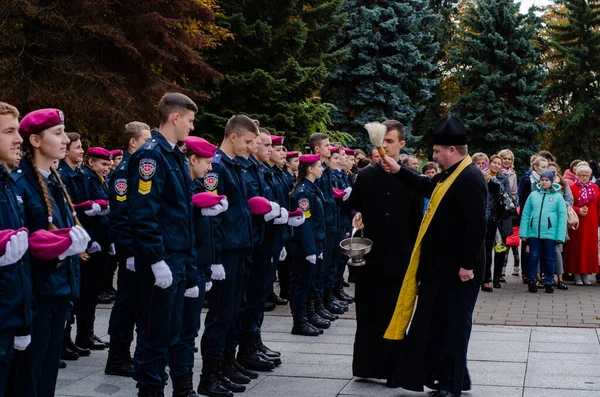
[
  {"x1": 278, "y1": 151, "x2": 299, "y2": 301},
  {"x1": 199, "y1": 115, "x2": 262, "y2": 396},
  {"x1": 127, "y1": 93, "x2": 196, "y2": 397},
  {"x1": 288, "y1": 154, "x2": 327, "y2": 336},
  {"x1": 7, "y1": 108, "x2": 90, "y2": 397},
  {"x1": 105, "y1": 121, "x2": 152, "y2": 377},
  {"x1": 0, "y1": 103, "x2": 33, "y2": 392}
]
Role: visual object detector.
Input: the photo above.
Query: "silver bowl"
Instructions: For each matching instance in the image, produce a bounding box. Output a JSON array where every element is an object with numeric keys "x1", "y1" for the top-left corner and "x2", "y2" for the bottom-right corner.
[{"x1": 340, "y1": 237, "x2": 373, "y2": 267}]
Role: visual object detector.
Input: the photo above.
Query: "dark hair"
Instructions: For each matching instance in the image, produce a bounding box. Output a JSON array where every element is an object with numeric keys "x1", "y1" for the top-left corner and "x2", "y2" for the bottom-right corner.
[
  {"x1": 358, "y1": 158, "x2": 371, "y2": 169},
  {"x1": 224, "y1": 115, "x2": 259, "y2": 140},
  {"x1": 537, "y1": 150, "x2": 555, "y2": 163},
  {"x1": 65, "y1": 132, "x2": 81, "y2": 150},
  {"x1": 309, "y1": 133, "x2": 328, "y2": 152},
  {"x1": 369, "y1": 147, "x2": 379, "y2": 159},
  {"x1": 158, "y1": 93, "x2": 198, "y2": 125},
  {"x1": 291, "y1": 160, "x2": 319, "y2": 194},
  {"x1": 382, "y1": 119, "x2": 405, "y2": 141},
  {"x1": 123, "y1": 121, "x2": 151, "y2": 148},
  {"x1": 422, "y1": 162, "x2": 435, "y2": 173}
]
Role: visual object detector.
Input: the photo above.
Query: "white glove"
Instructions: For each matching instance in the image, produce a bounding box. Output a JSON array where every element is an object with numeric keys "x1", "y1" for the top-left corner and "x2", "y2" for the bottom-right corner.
[
  {"x1": 205, "y1": 281, "x2": 213, "y2": 292},
  {"x1": 210, "y1": 264, "x2": 226, "y2": 281},
  {"x1": 87, "y1": 241, "x2": 102, "y2": 254},
  {"x1": 288, "y1": 213, "x2": 305, "y2": 227},
  {"x1": 58, "y1": 226, "x2": 91, "y2": 260},
  {"x1": 14, "y1": 335, "x2": 31, "y2": 351},
  {"x1": 0, "y1": 231, "x2": 29, "y2": 267},
  {"x1": 126, "y1": 257, "x2": 135, "y2": 272},
  {"x1": 220, "y1": 197, "x2": 229, "y2": 212},
  {"x1": 264, "y1": 201, "x2": 281, "y2": 222},
  {"x1": 318, "y1": 252, "x2": 323, "y2": 260},
  {"x1": 98, "y1": 205, "x2": 110, "y2": 216},
  {"x1": 108, "y1": 243, "x2": 116, "y2": 256},
  {"x1": 306, "y1": 255, "x2": 317, "y2": 265},
  {"x1": 279, "y1": 247, "x2": 287, "y2": 261},
  {"x1": 151, "y1": 260, "x2": 172, "y2": 289},
  {"x1": 343, "y1": 187, "x2": 352, "y2": 201},
  {"x1": 273, "y1": 207, "x2": 289, "y2": 225},
  {"x1": 84, "y1": 203, "x2": 102, "y2": 216},
  {"x1": 184, "y1": 286, "x2": 199, "y2": 298},
  {"x1": 201, "y1": 203, "x2": 226, "y2": 217}
]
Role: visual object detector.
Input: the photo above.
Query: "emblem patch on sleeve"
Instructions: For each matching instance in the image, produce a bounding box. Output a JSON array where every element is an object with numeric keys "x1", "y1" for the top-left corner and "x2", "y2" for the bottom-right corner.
[
  {"x1": 138, "y1": 180, "x2": 152, "y2": 195},
  {"x1": 139, "y1": 159, "x2": 156, "y2": 180},
  {"x1": 299, "y1": 198, "x2": 311, "y2": 219},
  {"x1": 204, "y1": 172, "x2": 219, "y2": 193},
  {"x1": 115, "y1": 178, "x2": 128, "y2": 195}
]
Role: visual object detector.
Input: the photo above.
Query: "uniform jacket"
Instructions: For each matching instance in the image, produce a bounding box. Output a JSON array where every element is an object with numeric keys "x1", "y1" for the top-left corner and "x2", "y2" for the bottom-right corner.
[
  {"x1": 58, "y1": 160, "x2": 89, "y2": 205},
  {"x1": 283, "y1": 169, "x2": 296, "y2": 191},
  {"x1": 314, "y1": 164, "x2": 338, "y2": 234},
  {"x1": 237, "y1": 155, "x2": 270, "y2": 246},
  {"x1": 289, "y1": 179, "x2": 326, "y2": 257},
  {"x1": 271, "y1": 164, "x2": 293, "y2": 244},
  {"x1": 187, "y1": 179, "x2": 215, "y2": 288},
  {"x1": 0, "y1": 165, "x2": 33, "y2": 335},
  {"x1": 520, "y1": 183, "x2": 567, "y2": 242},
  {"x1": 261, "y1": 163, "x2": 285, "y2": 255},
  {"x1": 13, "y1": 158, "x2": 80, "y2": 301},
  {"x1": 81, "y1": 166, "x2": 111, "y2": 246},
  {"x1": 332, "y1": 169, "x2": 352, "y2": 239},
  {"x1": 108, "y1": 151, "x2": 134, "y2": 259},
  {"x1": 128, "y1": 131, "x2": 193, "y2": 270}
]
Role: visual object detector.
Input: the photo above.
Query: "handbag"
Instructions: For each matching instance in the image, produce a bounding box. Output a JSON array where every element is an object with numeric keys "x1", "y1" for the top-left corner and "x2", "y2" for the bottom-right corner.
[
  {"x1": 567, "y1": 206, "x2": 579, "y2": 230},
  {"x1": 500, "y1": 189, "x2": 516, "y2": 215}
]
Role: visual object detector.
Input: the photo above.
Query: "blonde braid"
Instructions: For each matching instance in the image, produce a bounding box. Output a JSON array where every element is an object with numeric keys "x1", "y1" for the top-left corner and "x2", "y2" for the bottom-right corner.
[{"x1": 30, "y1": 158, "x2": 57, "y2": 231}]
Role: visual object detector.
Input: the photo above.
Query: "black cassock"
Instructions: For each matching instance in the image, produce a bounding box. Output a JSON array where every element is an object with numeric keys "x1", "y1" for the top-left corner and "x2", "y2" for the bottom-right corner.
[{"x1": 348, "y1": 162, "x2": 423, "y2": 379}]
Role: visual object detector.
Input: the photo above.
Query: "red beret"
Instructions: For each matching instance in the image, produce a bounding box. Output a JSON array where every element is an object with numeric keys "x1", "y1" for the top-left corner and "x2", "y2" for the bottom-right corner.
[
  {"x1": 333, "y1": 188, "x2": 345, "y2": 199},
  {"x1": 87, "y1": 147, "x2": 112, "y2": 161},
  {"x1": 286, "y1": 151, "x2": 299, "y2": 159},
  {"x1": 299, "y1": 154, "x2": 321, "y2": 164},
  {"x1": 271, "y1": 135, "x2": 284, "y2": 146},
  {"x1": 0, "y1": 228, "x2": 28, "y2": 256},
  {"x1": 72, "y1": 200, "x2": 95, "y2": 212},
  {"x1": 29, "y1": 228, "x2": 72, "y2": 261},
  {"x1": 248, "y1": 196, "x2": 272, "y2": 216},
  {"x1": 330, "y1": 147, "x2": 340, "y2": 154},
  {"x1": 192, "y1": 192, "x2": 226, "y2": 208},
  {"x1": 19, "y1": 109, "x2": 65, "y2": 139},
  {"x1": 95, "y1": 199, "x2": 109, "y2": 210},
  {"x1": 186, "y1": 136, "x2": 217, "y2": 158},
  {"x1": 288, "y1": 208, "x2": 303, "y2": 217},
  {"x1": 110, "y1": 149, "x2": 123, "y2": 157},
  {"x1": 344, "y1": 148, "x2": 356, "y2": 156}
]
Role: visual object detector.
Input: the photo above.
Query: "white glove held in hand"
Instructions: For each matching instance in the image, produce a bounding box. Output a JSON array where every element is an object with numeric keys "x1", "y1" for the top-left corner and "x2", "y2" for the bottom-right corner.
[
  {"x1": 273, "y1": 208, "x2": 289, "y2": 225},
  {"x1": 220, "y1": 197, "x2": 229, "y2": 212},
  {"x1": 343, "y1": 187, "x2": 352, "y2": 201},
  {"x1": 59, "y1": 226, "x2": 91, "y2": 260},
  {"x1": 279, "y1": 247, "x2": 287, "y2": 261},
  {"x1": 108, "y1": 243, "x2": 116, "y2": 256},
  {"x1": 98, "y1": 205, "x2": 110, "y2": 216},
  {"x1": 14, "y1": 335, "x2": 31, "y2": 351},
  {"x1": 87, "y1": 242, "x2": 102, "y2": 254},
  {"x1": 264, "y1": 201, "x2": 281, "y2": 222},
  {"x1": 151, "y1": 260, "x2": 172, "y2": 289},
  {"x1": 201, "y1": 203, "x2": 226, "y2": 217},
  {"x1": 84, "y1": 203, "x2": 102, "y2": 216},
  {"x1": 0, "y1": 231, "x2": 29, "y2": 267},
  {"x1": 126, "y1": 257, "x2": 135, "y2": 272},
  {"x1": 318, "y1": 252, "x2": 323, "y2": 260},
  {"x1": 184, "y1": 286, "x2": 199, "y2": 298},
  {"x1": 210, "y1": 264, "x2": 226, "y2": 281},
  {"x1": 205, "y1": 281, "x2": 213, "y2": 292},
  {"x1": 288, "y1": 214, "x2": 305, "y2": 227},
  {"x1": 306, "y1": 254, "x2": 317, "y2": 265}
]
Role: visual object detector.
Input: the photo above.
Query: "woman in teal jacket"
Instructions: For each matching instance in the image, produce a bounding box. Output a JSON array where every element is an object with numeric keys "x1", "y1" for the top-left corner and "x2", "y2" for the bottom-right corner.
[{"x1": 520, "y1": 169, "x2": 567, "y2": 293}]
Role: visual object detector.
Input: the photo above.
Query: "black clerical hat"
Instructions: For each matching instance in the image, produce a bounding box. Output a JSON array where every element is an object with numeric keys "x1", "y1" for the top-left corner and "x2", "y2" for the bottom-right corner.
[{"x1": 431, "y1": 115, "x2": 467, "y2": 146}]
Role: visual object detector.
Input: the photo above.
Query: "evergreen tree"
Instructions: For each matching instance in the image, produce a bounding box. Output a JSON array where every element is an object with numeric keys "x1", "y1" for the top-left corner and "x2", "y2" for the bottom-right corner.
[
  {"x1": 545, "y1": 0, "x2": 600, "y2": 164},
  {"x1": 197, "y1": 0, "x2": 345, "y2": 150},
  {"x1": 449, "y1": 0, "x2": 547, "y2": 171},
  {"x1": 323, "y1": 0, "x2": 440, "y2": 148}
]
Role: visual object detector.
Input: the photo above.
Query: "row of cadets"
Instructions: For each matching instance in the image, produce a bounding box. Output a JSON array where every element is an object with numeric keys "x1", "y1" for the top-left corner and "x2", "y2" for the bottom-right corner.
[
  {"x1": 7, "y1": 107, "x2": 91, "y2": 396},
  {"x1": 126, "y1": 93, "x2": 196, "y2": 396},
  {"x1": 105, "y1": 121, "x2": 152, "y2": 377},
  {"x1": 0, "y1": 103, "x2": 33, "y2": 392}
]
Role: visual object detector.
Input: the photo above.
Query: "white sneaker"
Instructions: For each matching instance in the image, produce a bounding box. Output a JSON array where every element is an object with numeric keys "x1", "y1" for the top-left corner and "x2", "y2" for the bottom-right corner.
[
  {"x1": 574, "y1": 274, "x2": 583, "y2": 285},
  {"x1": 582, "y1": 274, "x2": 592, "y2": 285}
]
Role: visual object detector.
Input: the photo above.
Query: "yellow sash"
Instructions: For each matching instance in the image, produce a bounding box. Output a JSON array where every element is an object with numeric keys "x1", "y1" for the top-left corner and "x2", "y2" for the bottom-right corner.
[{"x1": 384, "y1": 155, "x2": 472, "y2": 340}]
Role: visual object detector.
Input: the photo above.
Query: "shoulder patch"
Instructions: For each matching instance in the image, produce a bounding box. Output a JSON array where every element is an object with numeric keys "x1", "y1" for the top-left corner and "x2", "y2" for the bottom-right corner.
[
  {"x1": 114, "y1": 178, "x2": 128, "y2": 196},
  {"x1": 139, "y1": 158, "x2": 156, "y2": 180},
  {"x1": 212, "y1": 154, "x2": 221, "y2": 164},
  {"x1": 299, "y1": 198, "x2": 311, "y2": 219},
  {"x1": 204, "y1": 172, "x2": 219, "y2": 192}
]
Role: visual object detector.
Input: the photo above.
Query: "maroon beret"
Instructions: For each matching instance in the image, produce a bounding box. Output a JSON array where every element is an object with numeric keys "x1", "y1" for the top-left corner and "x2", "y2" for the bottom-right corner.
[
  {"x1": 330, "y1": 146, "x2": 340, "y2": 154},
  {"x1": 19, "y1": 109, "x2": 65, "y2": 139},
  {"x1": 248, "y1": 196, "x2": 272, "y2": 216},
  {"x1": 72, "y1": 200, "x2": 95, "y2": 212},
  {"x1": 186, "y1": 136, "x2": 217, "y2": 158},
  {"x1": 87, "y1": 147, "x2": 112, "y2": 161},
  {"x1": 332, "y1": 188, "x2": 345, "y2": 199},
  {"x1": 271, "y1": 135, "x2": 284, "y2": 146},
  {"x1": 344, "y1": 148, "x2": 356, "y2": 156},
  {"x1": 286, "y1": 151, "x2": 299, "y2": 159},
  {"x1": 95, "y1": 199, "x2": 109, "y2": 210},
  {"x1": 299, "y1": 154, "x2": 321, "y2": 164},
  {"x1": 110, "y1": 149, "x2": 123, "y2": 157},
  {"x1": 29, "y1": 228, "x2": 72, "y2": 261},
  {"x1": 192, "y1": 192, "x2": 226, "y2": 208},
  {"x1": 0, "y1": 228, "x2": 29, "y2": 256},
  {"x1": 288, "y1": 208, "x2": 303, "y2": 217}
]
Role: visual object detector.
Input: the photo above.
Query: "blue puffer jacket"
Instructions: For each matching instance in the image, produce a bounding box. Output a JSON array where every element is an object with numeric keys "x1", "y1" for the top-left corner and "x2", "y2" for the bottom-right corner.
[{"x1": 519, "y1": 183, "x2": 567, "y2": 242}]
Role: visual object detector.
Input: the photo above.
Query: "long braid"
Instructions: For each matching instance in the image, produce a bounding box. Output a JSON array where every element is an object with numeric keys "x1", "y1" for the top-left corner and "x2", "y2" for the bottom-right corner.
[
  {"x1": 30, "y1": 157, "x2": 58, "y2": 231},
  {"x1": 291, "y1": 162, "x2": 310, "y2": 195}
]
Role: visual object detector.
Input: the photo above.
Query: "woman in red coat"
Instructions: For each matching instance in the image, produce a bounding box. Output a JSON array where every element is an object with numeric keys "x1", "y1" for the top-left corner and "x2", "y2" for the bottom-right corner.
[{"x1": 564, "y1": 163, "x2": 600, "y2": 284}]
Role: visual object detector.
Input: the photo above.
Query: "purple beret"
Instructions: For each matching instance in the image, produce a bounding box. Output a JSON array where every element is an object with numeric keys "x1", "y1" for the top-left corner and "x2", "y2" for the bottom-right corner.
[
  {"x1": 19, "y1": 109, "x2": 65, "y2": 139},
  {"x1": 344, "y1": 148, "x2": 356, "y2": 156},
  {"x1": 288, "y1": 208, "x2": 303, "y2": 217},
  {"x1": 332, "y1": 188, "x2": 345, "y2": 199},
  {"x1": 186, "y1": 136, "x2": 217, "y2": 158},
  {"x1": 28, "y1": 228, "x2": 73, "y2": 261},
  {"x1": 192, "y1": 192, "x2": 226, "y2": 208},
  {"x1": 248, "y1": 196, "x2": 272, "y2": 216},
  {"x1": 72, "y1": 200, "x2": 95, "y2": 212},
  {"x1": 271, "y1": 135, "x2": 284, "y2": 146},
  {"x1": 299, "y1": 154, "x2": 321, "y2": 164},
  {"x1": 86, "y1": 147, "x2": 112, "y2": 161},
  {"x1": 95, "y1": 199, "x2": 109, "y2": 210},
  {"x1": 330, "y1": 146, "x2": 340, "y2": 154},
  {"x1": 110, "y1": 149, "x2": 123, "y2": 157},
  {"x1": 0, "y1": 228, "x2": 29, "y2": 256},
  {"x1": 286, "y1": 151, "x2": 299, "y2": 159}
]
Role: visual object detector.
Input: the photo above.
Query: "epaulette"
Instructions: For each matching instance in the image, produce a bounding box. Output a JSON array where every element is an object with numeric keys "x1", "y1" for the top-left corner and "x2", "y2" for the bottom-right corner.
[
  {"x1": 141, "y1": 140, "x2": 158, "y2": 151},
  {"x1": 11, "y1": 168, "x2": 25, "y2": 182},
  {"x1": 212, "y1": 153, "x2": 222, "y2": 164}
]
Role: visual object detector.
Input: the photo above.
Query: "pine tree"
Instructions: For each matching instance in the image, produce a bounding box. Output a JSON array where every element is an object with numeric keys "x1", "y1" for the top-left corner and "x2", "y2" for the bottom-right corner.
[
  {"x1": 323, "y1": 0, "x2": 440, "y2": 148},
  {"x1": 197, "y1": 0, "x2": 345, "y2": 150},
  {"x1": 545, "y1": 0, "x2": 600, "y2": 164},
  {"x1": 449, "y1": 0, "x2": 547, "y2": 170}
]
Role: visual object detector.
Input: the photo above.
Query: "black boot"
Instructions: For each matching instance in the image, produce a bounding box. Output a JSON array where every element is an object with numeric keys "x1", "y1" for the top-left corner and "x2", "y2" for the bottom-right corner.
[
  {"x1": 254, "y1": 330, "x2": 280, "y2": 357},
  {"x1": 215, "y1": 356, "x2": 246, "y2": 392},
  {"x1": 221, "y1": 352, "x2": 251, "y2": 385},
  {"x1": 172, "y1": 372, "x2": 200, "y2": 397},
  {"x1": 263, "y1": 301, "x2": 276, "y2": 312},
  {"x1": 315, "y1": 297, "x2": 338, "y2": 321},
  {"x1": 61, "y1": 345, "x2": 79, "y2": 361},
  {"x1": 326, "y1": 288, "x2": 349, "y2": 310},
  {"x1": 197, "y1": 357, "x2": 233, "y2": 397},
  {"x1": 528, "y1": 280, "x2": 538, "y2": 293},
  {"x1": 307, "y1": 298, "x2": 331, "y2": 329},
  {"x1": 268, "y1": 292, "x2": 288, "y2": 306},
  {"x1": 105, "y1": 340, "x2": 134, "y2": 377},
  {"x1": 333, "y1": 283, "x2": 353, "y2": 303},
  {"x1": 64, "y1": 325, "x2": 91, "y2": 357},
  {"x1": 231, "y1": 357, "x2": 258, "y2": 379},
  {"x1": 322, "y1": 290, "x2": 344, "y2": 314},
  {"x1": 236, "y1": 334, "x2": 275, "y2": 371},
  {"x1": 291, "y1": 310, "x2": 321, "y2": 336},
  {"x1": 138, "y1": 384, "x2": 165, "y2": 397}
]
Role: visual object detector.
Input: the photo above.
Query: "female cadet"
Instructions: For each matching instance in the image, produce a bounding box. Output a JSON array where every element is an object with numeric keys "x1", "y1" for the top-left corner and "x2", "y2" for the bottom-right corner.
[
  {"x1": 77, "y1": 147, "x2": 113, "y2": 350},
  {"x1": 288, "y1": 154, "x2": 327, "y2": 336},
  {"x1": 7, "y1": 108, "x2": 90, "y2": 397}
]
